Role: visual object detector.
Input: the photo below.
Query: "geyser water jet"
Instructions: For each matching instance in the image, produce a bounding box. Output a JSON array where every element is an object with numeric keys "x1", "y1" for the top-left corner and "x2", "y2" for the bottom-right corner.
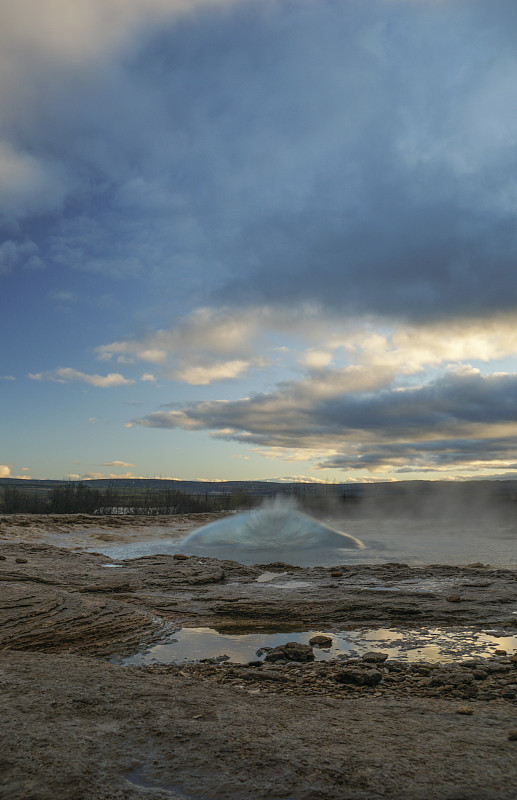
[{"x1": 181, "y1": 497, "x2": 364, "y2": 564}]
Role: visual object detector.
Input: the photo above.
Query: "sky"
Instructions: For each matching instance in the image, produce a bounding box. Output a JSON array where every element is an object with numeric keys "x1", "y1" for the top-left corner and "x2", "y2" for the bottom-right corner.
[{"x1": 3, "y1": 0, "x2": 517, "y2": 484}]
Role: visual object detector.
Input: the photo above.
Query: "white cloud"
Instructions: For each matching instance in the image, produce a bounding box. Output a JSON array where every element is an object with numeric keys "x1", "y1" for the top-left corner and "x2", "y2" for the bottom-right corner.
[
  {"x1": 1, "y1": 375, "x2": 15, "y2": 381},
  {"x1": 66, "y1": 474, "x2": 81, "y2": 480},
  {"x1": 102, "y1": 460, "x2": 136, "y2": 467},
  {"x1": 174, "y1": 359, "x2": 267, "y2": 385},
  {"x1": 140, "y1": 373, "x2": 156, "y2": 382},
  {"x1": 29, "y1": 367, "x2": 134, "y2": 387},
  {"x1": 0, "y1": 465, "x2": 12, "y2": 478}
]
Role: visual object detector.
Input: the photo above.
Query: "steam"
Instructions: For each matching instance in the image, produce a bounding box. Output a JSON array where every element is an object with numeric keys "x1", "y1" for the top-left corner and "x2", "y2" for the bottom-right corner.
[{"x1": 181, "y1": 495, "x2": 364, "y2": 564}]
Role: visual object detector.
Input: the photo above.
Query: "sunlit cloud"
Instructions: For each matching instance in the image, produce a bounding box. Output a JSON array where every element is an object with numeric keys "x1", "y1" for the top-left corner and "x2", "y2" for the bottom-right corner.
[
  {"x1": 102, "y1": 460, "x2": 136, "y2": 467},
  {"x1": 0, "y1": 465, "x2": 12, "y2": 478},
  {"x1": 28, "y1": 367, "x2": 134, "y2": 387}
]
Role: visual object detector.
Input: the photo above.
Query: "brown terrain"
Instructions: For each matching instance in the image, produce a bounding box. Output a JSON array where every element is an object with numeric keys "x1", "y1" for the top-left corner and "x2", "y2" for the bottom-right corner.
[{"x1": 1, "y1": 513, "x2": 517, "y2": 800}]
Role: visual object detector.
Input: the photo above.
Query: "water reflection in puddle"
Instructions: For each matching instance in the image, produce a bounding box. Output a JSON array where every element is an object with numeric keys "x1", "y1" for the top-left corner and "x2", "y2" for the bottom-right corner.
[{"x1": 121, "y1": 625, "x2": 517, "y2": 666}]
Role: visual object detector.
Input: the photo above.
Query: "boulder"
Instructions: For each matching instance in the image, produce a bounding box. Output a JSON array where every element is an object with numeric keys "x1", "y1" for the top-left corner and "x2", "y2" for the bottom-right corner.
[{"x1": 264, "y1": 642, "x2": 315, "y2": 663}]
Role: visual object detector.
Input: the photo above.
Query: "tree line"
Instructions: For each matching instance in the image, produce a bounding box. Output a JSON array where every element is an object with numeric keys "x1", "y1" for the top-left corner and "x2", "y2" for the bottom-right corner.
[{"x1": 0, "y1": 482, "x2": 258, "y2": 515}]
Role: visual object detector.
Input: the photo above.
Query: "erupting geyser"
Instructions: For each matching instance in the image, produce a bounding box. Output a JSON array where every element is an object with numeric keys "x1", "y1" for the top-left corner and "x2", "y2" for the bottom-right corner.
[{"x1": 181, "y1": 498, "x2": 364, "y2": 563}]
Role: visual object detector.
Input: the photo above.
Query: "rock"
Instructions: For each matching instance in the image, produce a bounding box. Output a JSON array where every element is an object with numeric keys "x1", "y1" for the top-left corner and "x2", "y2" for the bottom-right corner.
[
  {"x1": 309, "y1": 635, "x2": 333, "y2": 647},
  {"x1": 429, "y1": 670, "x2": 472, "y2": 687},
  {"x1": 508, "y1": 730, "x2": 517, "y2": 741},
  {"x1": 335, "y1": 668, "x2": 382, "y2": 687},
  {"x1": 173, "y1": 554, "x2": 189, "y2": 560},
  {"x1": 362, "y1": 651, "x2": 389, "y2": 663},
  {"x1": 510, "y1": 654, "x2": 517, "y2": 665},
  {"x1": 0, "y1": 555, "x2": 6, "y2": 560},
  {"x1": 15, "y1": 558, "x2": 28, "y2": 564},
  {"x1": 264, "y1": 642, "x2": 315, "y2": 663},
  {"x1": 330, "y1": 571, "x2": 343, "y2": 577},
  {"x1": 446, "y1": 595, "x2": 461, "y2": 603},
  {"x1": 494, "y1": 649, "x2": 507, "y2": 655},
  {"x1": 455, "y1": 706, "x2": 474, "y2": 715}
]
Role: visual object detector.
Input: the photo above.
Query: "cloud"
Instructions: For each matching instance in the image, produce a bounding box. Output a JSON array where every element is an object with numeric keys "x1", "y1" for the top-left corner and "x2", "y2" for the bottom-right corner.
[
  {"x1": 0, "y1": 239, "x2": 43, "y2": 275},
  {"x1": 0, "y1": 465, "x2": 12, "y2": 478},
  {"x1": 129, "y1": 367, "x2": 517, "y2": 475},
  {"x1": 1, "y1": 375, "x2": 15, "y2": 381},
  {"x1": 97, "y1": 306, "x2": 278, "y2": 384},
  {"x1": 3, "y1": 0, "x2": 517, "y2": 319},
  {"x1": 28, "y1": 367, "x2": 134, "y2": 387},
  {"x1": 140, "y1": 373, "x2": 156, "y2": 382},
  {"x1": 102, "y1": 461, "x2": 136, "y2": 467}
]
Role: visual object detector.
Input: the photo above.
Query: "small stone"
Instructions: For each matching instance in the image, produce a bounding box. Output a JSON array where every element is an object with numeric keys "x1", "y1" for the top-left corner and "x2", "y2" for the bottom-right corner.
[
  {"x1": 362, "y1": 651, "x2": 389, "y2": 663},
  {"x1": 494, "y1": 649, "x2": 507, "y2": 656},
  {"x1": 173, "y1": 554, "x2": 188, "y2": 560},
  {"x1": 0, "y1": 555, "x2": 6, "y2": 560},
  {"x1": 456, "y1": 706, "x2": 474, "y2": 715},
  {"x1": 15, "y1": 558, "x2": 28, "y2": 564},
  {"x1": 446, "y1": 595, "x2": 461, "y2": 603},
  {"x1": 508, "y1": 730, "x2": 517, "y2": 741},
  {"x1": 330, "y1": 571, "x2": 343, "y2": 577},
  {"x1": 510, "y1": 654, "x2": 517, "y2": 664},
  {"x1": 309, "y1": 635, "x2": 333, "y2": 647}
]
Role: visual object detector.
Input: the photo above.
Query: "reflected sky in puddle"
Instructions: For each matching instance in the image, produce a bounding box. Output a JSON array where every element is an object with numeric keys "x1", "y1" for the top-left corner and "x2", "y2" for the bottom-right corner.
[{"x1": 120, "y1": 625, "x2": 517, "y2": 666}]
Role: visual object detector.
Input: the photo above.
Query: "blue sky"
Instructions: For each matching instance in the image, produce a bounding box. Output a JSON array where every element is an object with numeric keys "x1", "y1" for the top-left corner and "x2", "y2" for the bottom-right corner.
[{"x1": 3, "y1": 0, "x2": 517, "y2": 483}]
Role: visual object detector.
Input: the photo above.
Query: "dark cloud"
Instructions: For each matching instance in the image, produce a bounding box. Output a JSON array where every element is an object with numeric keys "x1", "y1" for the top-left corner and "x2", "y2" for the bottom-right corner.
[
  {"x1": 129, "y1": 370, "x2": 517, "y2": 472},
  {"x1": 3, "y1": 0, "x2": 517, "y2": 323}
]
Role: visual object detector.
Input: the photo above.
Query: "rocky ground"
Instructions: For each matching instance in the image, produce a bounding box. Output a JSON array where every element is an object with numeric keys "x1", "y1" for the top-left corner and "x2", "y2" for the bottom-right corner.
[{"x1": 1, "y1": 513, "x2": 517, "y2": 799}]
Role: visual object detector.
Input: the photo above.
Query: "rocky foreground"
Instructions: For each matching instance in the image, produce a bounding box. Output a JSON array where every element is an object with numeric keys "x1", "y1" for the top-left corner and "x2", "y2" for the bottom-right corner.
[{"x1": 1, "y1": 514, "x2": 517, "y2": 799}]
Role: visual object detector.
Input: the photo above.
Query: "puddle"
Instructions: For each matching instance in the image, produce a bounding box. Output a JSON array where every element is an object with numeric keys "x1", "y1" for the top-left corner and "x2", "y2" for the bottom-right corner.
[
  {"x1": 255, "y1": 571, "x2": 288, "y2": 582},
  {"x1": 126, "y1": 766, "x2": 207, "y2": 799},
  {"x1": 101, "y1": 563, "x2": 124, "y2": 568},
  {"x1": 119, "y1": 625, "x2": 517, "y2": 666}
]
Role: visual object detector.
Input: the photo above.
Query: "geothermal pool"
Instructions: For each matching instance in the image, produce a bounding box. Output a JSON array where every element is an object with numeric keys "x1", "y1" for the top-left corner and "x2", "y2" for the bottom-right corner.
[
  {"x1": 120, "y1": 625, "x2": 517, "y2": 666},
  {"x1": 87, "y1": 514, "x2": 517, "y2": 567}
]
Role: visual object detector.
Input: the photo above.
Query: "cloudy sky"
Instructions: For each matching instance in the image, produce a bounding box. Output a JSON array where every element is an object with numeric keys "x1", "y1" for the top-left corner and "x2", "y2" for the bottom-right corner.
[{"x1": 3, "y1": 0, "x2": 517, "y2": 483}]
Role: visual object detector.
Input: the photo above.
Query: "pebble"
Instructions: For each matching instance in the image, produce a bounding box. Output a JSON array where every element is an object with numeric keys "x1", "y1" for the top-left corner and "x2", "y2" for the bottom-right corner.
[
  {"x1": 446, "y1": 595, "x2": 461, "y2": 603},
  {"x1": 455, "y1": 706, "x2": 474, "y2": 715},
  {"x1": 508, "y1": 730, "x2": 517, "y2": 741},
  {"x1": 173, "y1": 554, "x2": 188, "y2": 560},
  {"x1": 330, "y1": 571, "x2": 343, "y2": 577},
  {"x1": 15, "y1": 558, "x2": 28, "y2": 564}
]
